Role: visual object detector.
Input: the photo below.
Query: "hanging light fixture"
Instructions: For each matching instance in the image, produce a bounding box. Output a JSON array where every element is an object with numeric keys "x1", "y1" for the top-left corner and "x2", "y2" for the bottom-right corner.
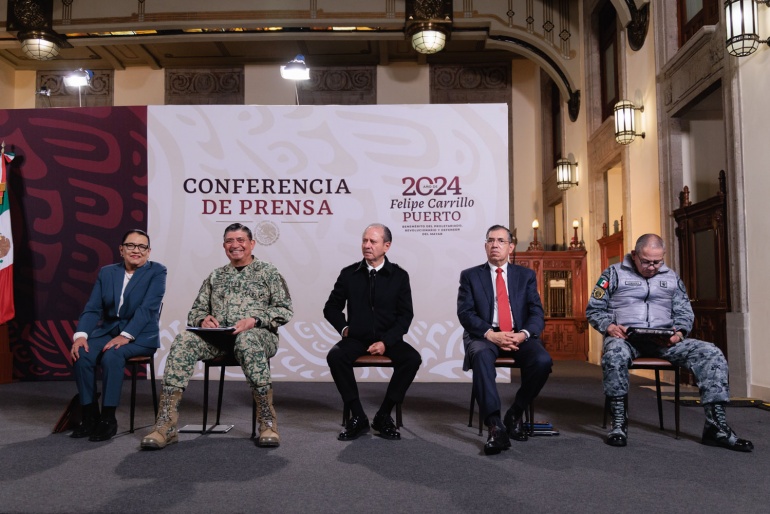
[
  {"x1": 613, "y1": 100, "x2": 645, "y2": 145},
  {"x1": 18, "y1": 30, "x2": 60, "y2": 60},
  {"x1": 405, "y1": 0, "x2": 453, "y2": 55},
  {"x1": 280, "y1": 55, "x2": 310, "y2": 81},
  {"x1": 725, "y1": 0, "x2": 770, "y2": 57},
  {"x1": 7, "y1": 0, "x2": 71, "y2": 61},
  {"x1": 555, "y1": 158, "x2": 579, "y2": 190}
]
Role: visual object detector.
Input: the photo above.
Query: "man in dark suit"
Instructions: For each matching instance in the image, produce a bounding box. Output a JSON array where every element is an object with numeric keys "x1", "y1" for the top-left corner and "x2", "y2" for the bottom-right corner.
[
  {"x1": 324, "y1": 223, "x2": 421, "y2": 441},
  {"x1": 457, "y1": 224, "x2": 552, "y2": 455}
]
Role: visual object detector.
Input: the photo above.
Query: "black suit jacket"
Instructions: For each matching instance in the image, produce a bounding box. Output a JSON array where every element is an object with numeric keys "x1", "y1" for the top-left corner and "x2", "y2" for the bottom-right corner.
[
  {"x1": 323, "y1": 257, "x2": 413, "y2": 347},
  {"x1": 457, "y1": 262, "x2": 545, "y2": 369}
]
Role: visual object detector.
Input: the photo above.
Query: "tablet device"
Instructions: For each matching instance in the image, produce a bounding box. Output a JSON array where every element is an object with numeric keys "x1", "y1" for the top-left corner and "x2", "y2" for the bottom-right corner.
[{"x1": 626, "y1": 326, "x2": 676, "y2": 346}]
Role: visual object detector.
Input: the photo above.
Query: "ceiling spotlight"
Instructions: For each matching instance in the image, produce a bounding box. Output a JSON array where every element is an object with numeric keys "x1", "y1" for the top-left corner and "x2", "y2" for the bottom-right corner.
[{"x1": 280, "y1": 55, "x2": 310, "y2": 80}]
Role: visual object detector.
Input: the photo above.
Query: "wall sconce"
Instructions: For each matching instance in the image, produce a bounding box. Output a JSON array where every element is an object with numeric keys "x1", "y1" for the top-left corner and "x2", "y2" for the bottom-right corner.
[
  {"x1": 528, "y1": 219, "x2": 544, "y2": 251},
  {"x1": 555, "y1": 158, "x2": 579, "y2": 190},
  {"x1": 613, "y1": 100, "x2": 645, "y2": 145},
  {"x1": 280, "y1": 55, "x2": 310, "y2": 81},
  {"x1": 405, "y1": 0, "x2": 453, "y2": 54},
  {"x1": 725, "y1": 0, "x2": 770, "y2": 57}
]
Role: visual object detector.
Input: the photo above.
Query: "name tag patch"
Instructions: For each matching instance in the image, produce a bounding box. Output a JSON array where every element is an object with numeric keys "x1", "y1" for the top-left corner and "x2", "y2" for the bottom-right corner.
[{"x1": 624, "y1": 280, "x2": 641, "y2": 286}]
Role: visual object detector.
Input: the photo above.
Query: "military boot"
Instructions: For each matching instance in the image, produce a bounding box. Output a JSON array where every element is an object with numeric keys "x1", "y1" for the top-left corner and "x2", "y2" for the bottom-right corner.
[
  {"x1": 605, "y1": 395, "x2": 628, "y2": 447},
  {"x1": 702, "y1": 403, "x2": 753, "y2": 452},
  {"x1": 253, "y1": 388, "x2": 280, "y2": 447},
  {"x1": 140, "y1": 387, "x2": 183, "y2": 450}
]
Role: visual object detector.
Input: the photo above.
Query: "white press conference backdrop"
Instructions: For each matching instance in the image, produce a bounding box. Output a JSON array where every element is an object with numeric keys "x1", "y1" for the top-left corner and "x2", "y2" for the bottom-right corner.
[{"x1": 148, "y1": 104, "x2": 509, "y2": 382}]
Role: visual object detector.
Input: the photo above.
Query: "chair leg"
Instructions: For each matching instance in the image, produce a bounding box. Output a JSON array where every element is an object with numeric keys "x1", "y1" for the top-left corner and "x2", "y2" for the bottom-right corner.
[
  {"x1": 528, "y1": 402, "x2": 535, "y2": 435},
  {"x1": 149, "y1": 359, "x2": 158, "y2": 418},
  {"x1": 654, "y1": 369, "x2": 665, "y2": 430},
  {"x1": 602, "y1": 396, "x2": 609, "y2": 429},
  {"x1": 674, "y1": 367, "x2": 680, "y2": 439},
  {"x1": 215, "y1": 365, "x2": 226, "y2": 426},
  {"x1": 395, "y1": 403, "x2": 402, "y2": 428},
  {"x1": 202, "y1": 364, "x2": 211, "y2": 434},
  {"x1": 251, "y1": 396, "x2": 257, "y2": 439},
  {"x1": 129, "y1": 362, "x2": 138, "y2": 433}
]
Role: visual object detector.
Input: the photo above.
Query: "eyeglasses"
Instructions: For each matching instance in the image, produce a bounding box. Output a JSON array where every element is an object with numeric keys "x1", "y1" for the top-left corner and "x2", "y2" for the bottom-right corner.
[
  {"x1": 637, "y1": 257, "x2": 664, "y2": 268},
  {"x1": 485, "y1": 238, "x2": 510, "y2": 245},
  {"x1": 122, "y1": 243, "x2": 149, "y2": 252},
  {"x1": 224, "y1": 237, "x2": 250, "y2": 245}
]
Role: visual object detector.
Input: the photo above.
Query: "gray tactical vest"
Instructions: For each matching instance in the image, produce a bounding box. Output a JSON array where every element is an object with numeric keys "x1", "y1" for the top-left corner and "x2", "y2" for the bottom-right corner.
[{"x1": 609, "y1": 255, "x2": 676, "y2": 329}]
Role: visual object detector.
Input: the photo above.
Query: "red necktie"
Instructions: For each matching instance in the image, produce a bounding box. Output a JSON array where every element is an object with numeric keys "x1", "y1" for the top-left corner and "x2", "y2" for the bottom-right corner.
[{"x1": 496, "y1": 267, "x2": 513, "y2": 332}]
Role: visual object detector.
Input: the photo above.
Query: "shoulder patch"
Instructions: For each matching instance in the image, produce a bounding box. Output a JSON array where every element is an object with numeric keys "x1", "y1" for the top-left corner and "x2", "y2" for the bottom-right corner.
[
  {"x1": 592, "y1": 287, "x2": 606, "y2": 299},
  {"x1": 596, "y1": 277, "x2": 609, "y2": 290}
]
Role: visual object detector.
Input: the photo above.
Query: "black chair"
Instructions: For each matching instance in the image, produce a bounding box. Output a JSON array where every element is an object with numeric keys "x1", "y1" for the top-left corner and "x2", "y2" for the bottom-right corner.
[
  {"x1": 341, "y1": 355, "x2": 404, "y2": 428},
  {"x1": 201, "y1": 354, "x2": 258, "y2": 438},
  {"x1": 468, "y1": 356, "x2": 535, "y2": 436},
  {"x1": 126, "y1": 355, "x2": 158, "y2": 433},
  {"x1": 602, "y1": 357, "x2": 681, "y2": 438}
]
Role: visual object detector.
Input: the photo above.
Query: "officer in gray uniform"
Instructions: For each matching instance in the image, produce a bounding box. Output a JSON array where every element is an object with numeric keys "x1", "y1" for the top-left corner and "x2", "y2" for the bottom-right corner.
[
  {"x1": 141, "y1": 222, "x2": 293, "y2": 450},
  {"x1": 586, "y1": 233, "x2": 752, "y2": 452}
]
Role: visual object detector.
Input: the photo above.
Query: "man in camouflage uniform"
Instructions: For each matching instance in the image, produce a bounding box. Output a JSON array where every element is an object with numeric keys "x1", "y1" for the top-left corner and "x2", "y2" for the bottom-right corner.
[
  {"x1": 141, "y1": 223, "x2": 293, "y2": 450},
  {"x1": 586, "y1": 233, "x2": 752, "y2": 452}
]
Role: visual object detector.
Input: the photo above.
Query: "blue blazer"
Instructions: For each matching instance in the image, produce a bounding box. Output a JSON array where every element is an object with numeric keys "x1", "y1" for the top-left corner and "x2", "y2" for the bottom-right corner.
[
  {"x1": 457, "y1": 261, "x2": 545, "y2": 349},
  {"x1": 76, "y1": 261, "x2": 167, "y2": 349}
]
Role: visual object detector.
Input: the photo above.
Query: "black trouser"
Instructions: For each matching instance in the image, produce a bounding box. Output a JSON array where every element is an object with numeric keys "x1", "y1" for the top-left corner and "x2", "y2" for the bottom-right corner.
[
  {"x1": 464, "y1": 333, "x2": 552, "y2": 423},
  {"x1": 326, "y1": 338, "x2": 421, "y2": 406}
]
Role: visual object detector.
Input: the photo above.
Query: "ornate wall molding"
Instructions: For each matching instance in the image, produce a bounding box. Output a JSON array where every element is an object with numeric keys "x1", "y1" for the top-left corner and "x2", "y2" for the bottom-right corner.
[
  {"x1": 659, "y1": 27, "x2": 723, "y2": 117},
  {"x1": 430, "y1": 63, "x2": 511, "y2": 103},
  {"x1": 297, "y1": 67, "x2": 376, "y2": 105},
  {"x1": 165, "y1": 68, "x2": 244, "y2": 105}
]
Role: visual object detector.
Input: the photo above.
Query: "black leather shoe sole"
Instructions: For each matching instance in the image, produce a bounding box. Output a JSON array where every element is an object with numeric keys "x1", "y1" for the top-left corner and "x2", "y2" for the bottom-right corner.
[{"x1": 89, "y1": 420, "x2": 118, "y2": 442}]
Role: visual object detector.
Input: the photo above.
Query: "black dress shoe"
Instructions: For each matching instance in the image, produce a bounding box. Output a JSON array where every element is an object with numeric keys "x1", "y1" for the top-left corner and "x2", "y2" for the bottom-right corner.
[
  {"x1": 504, "y1": 409, "x2": 529, "y2": 442},
  {"x1": 70, "y1": 417, "x2": 99, "y2": 439},
  {"x1": 88, "y1": 419, "x2": 118, "y2": 442},
  {"x1": 371, "y1": 413, "x2": 400, "y2": 440},
  {"x1": 483, "y1": 423, "x2": 511, "y2": 455},
  {"x1": 338, "y1": 415, "x2": 370, "y2": 441}
]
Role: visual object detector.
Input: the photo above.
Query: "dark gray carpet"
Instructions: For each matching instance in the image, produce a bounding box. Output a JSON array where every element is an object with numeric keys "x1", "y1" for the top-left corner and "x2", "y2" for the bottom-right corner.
[{"x1": 0, "y1": 361, "x2": 768, "y2": 514}]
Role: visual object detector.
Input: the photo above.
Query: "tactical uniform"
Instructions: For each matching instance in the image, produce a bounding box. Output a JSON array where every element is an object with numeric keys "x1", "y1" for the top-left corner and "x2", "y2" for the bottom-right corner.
[
  {"x1": 142, "y1": 256, "x2": 292, "y2": 450},
  {"x1": 586, "y1": 252, "x2": 751, "y2": 451},
  {"x1": 163, "y1": 257, "x2": 293, "y2": 392},
  {"x1": 586, "y1": 254, "x2": 728, "y2": 404}
]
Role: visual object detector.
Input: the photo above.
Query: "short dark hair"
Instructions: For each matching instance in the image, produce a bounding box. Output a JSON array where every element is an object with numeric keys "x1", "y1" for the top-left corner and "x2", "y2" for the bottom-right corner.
[
  {"x1": 365, "y1": 223, "x2": 392, "y2": 243},
  {"x1": 485, "y1": 225, "x2": 513, "y2": 243},
  {"x1": 223, "y1": 222, "x2": 253, "y2": 240},
  {"x1": 121, "y1": 229, "x2": 150, "y2": 248},
  {"x1": 634, "y1": 233, "x2": 665, "y2": 253}
]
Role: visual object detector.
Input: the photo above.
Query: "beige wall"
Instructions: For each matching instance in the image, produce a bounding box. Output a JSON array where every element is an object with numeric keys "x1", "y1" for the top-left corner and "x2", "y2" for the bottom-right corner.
[
  {"x1": 622, "y1": 24, "x2": 660, "y2": 244},
  {"x1": 511, "y1": 59, "x2": 541, "y2": 244},
  {"x1": 737, "y1": 33, "x2": 770, "y2": 400},
  {"x1": 114, "y1": 68, "x2": 165, "y2": 106}
]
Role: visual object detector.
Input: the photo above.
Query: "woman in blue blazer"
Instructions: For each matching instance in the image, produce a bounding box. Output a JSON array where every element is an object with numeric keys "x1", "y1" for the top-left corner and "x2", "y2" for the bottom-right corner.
[{"x1": 69, "y1": 229, "x2": 167, "y2": 441}]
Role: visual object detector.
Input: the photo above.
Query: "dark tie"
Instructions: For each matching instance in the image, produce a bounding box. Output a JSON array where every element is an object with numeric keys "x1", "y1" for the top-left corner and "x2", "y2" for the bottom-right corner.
[
  {"x1": 496, "y1": 267, "x2": 513, "y2": 332},
  {"x1": 369, "y1": 269, "x2": 377, "y2": 307}
]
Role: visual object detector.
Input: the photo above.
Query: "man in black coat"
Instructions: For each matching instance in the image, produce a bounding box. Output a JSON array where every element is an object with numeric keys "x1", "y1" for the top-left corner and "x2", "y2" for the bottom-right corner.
[{"x1": 324, "y1": 223, "x2": 421, "y2": 441}]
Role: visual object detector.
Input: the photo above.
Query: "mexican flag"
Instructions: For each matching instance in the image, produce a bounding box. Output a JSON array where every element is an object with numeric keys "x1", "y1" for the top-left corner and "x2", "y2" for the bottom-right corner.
[{"x1": 0, "y1": 145, "x2": 15, "y2": 325}]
